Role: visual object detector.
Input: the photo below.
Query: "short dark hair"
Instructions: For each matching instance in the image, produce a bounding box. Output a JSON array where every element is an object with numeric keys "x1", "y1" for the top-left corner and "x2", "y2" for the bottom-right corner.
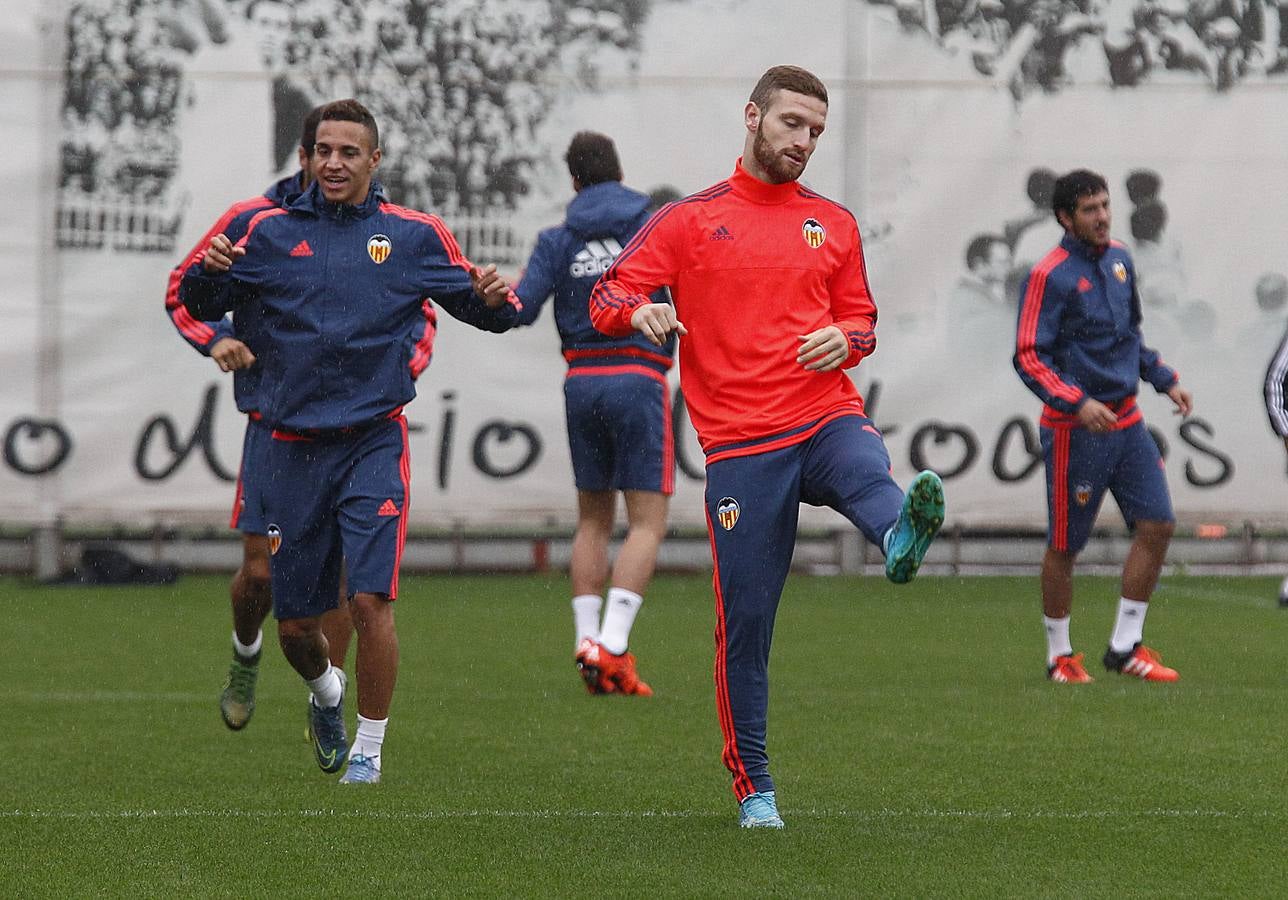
[
  {"x1": 564, "y1": 131, "x2": 622, "y2": 187},
  {"x1": 965, "y1": 233, "x2": 1006, "y2": 268},
  {"x1": 1052, "y1": 169, "x2": 1108, "y2": 219},
  {"x1": 317, "y1": 98, "x2": 379, "y2": 151},
  {"x1": 749, "y1": 65, "x2": 828, "y2": 112},
  {"x1": 300, "y1": 104, "x2": 325, "y2": 154}
]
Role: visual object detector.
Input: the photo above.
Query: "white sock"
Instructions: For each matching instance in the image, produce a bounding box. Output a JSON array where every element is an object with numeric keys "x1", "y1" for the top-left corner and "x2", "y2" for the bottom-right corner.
[
  {"x1": 233, "y1": 629, "x2": 262, "y2": 660},
  {"x1": 1110, "y1": 598, "x2": 1149, "y2": 653},
  {"x1": 306, "y1": 664, "x2": 344, "y2": 709},
  {"x1": 351, "y1": 715, "x2": 387, "y2": 769},
  {"x1": 1043, "y1": 615, "x2": 1073, "y2": 666},
  {"x1": 571, "y1": 594, "x2": 602, "y2": 645},
  {"x1": 599, "y1": 587, "x2": 643, "y2": 655}
]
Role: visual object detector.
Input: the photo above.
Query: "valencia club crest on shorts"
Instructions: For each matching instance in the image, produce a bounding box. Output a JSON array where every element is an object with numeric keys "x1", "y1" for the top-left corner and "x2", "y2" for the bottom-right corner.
[
  {"x1": 367, "y1": 234, "x2": 392, "y2": 264},
  {"x1": 717, "y1": 497, "x2": 740, "y2": 531},
  {"x1": 802, "y1": 218, "x2": 826, "y2": 249},
  {"x1": 1074, "y1": 483, "x2": 1092, "y2": 507},
  {"x1": 266, "y1": 524, "x2": 283, "y2": 555},
  {"x1": 1112, "y1": 260, "x2": 1128, "y2": 283}
]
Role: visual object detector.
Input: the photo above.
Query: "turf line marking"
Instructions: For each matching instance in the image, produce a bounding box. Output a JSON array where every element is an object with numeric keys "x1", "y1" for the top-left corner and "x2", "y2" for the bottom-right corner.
[
  {"x1": 14, "y1": 691, "x2": 208, "y2": 703},
  {"x1": 3, "y1": 807, "x2": 1279, "y2": 822}
]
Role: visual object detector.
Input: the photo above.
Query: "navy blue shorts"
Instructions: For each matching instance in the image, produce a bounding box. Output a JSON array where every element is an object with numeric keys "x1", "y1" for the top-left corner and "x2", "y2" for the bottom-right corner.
[
  {"x1": 1041, "y1": 419, "x2": 1173, "y2": 554},
  {"x1": 704, "y1": 414, "x2": 905, "y2": 799},
  {"x1": 230, "y1": 416, "x2": 271, "y2": 535},
  {"x1": 563, "y1": 368, "x2": 673, "y2": 494},
  {"x1": 262, "y1": 416, "x2": 410, "y2": 620}
]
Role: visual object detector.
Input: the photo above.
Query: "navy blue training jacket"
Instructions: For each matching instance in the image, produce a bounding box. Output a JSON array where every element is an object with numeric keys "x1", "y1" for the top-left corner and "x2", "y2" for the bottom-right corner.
[
  {"x1": 514, "y1": 180, "x2": 674, "y2": 374},
  {"x1": 181, "y1": 181, "x2": 518, "y2": 430},
  {"x1": 1014, "y1": 232, "x2": 1177, "y2": 425}
]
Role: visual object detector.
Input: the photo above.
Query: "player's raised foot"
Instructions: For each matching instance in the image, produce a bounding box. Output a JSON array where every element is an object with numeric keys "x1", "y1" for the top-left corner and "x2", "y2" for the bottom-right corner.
[
  {"x1": 739, "y1": 791, "x2": 785, "y2": 829},
  {"x1": 308, "y1": 670, "x2": 349, "y2": 773},
  {"x1": 220, "y1": 649, "x2": 261, "y2": 730},
  {"x1": 884, "y1": 470, "x2": 945, "y2": 584},
  {"x1": 599, "y1": 647, "x2": 653, "y2": 696},
  {"x1": 338, "y1": 754, "x2": 381, "y2": 785},
  {"x1": 1047, "y1": 652, "x2": 1094, "y2": 684},
  {"x1": 1102, "y1": 643, "x2": 1179, "y2": 682},
  {"x1": 574, "y1": 637, "x2": 613, "y2": 695},
  {"x1": 1278, "y1": 575, "x2": 1288, "y2": 608}
]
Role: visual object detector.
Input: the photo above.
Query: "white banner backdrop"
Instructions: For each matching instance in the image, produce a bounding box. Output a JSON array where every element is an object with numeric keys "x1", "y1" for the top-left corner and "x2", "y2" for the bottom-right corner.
[{"x1": 2, "y1": 0, "x2": 1287, "y2": 530}]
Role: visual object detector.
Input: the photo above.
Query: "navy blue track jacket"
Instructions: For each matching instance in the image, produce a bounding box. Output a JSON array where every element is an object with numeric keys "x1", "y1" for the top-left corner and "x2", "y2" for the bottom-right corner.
[
  {"x1": 514, "y1": 180, "x2": 674, "y2": 374},
  {"x1": 181, "y1": 182, "x2": 518, "y2": 430},
  {"x1": 1014, "y1": 233, "x2": 1177, "y2": 427},
  {"x1": 165, "y1": 172, "x2": 302, "y2": 412}
]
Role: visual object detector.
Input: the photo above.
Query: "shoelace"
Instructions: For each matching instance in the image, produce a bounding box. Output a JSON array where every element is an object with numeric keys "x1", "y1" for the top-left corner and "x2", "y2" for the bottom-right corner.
[
  {"x1": 311, "y1": 701, "x2": 344, "y2": 744},
  {"x1": 227, "y1": 661, "x2": 257, "y2": 696},
  {"x1": 344, "y1": 755, "x2": 379, "y2": 781}
]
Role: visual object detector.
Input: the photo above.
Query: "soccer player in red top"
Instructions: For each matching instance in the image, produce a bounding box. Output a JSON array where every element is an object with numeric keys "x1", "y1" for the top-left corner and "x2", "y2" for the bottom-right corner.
[{"x1": 590, "y1": 65, "x2": 946, "y2": 829}]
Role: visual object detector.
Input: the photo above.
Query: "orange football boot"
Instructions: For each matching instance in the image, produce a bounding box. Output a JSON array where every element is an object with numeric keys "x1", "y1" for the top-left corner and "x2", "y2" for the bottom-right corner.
[{"x1": 1048, "y1": 652, "x2": 1094, "y2": 684}]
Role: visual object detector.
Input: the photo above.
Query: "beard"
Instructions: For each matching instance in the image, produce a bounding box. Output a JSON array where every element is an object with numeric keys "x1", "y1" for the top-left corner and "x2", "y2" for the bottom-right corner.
[{"x1": 751, "y1": 126, "x2": 806, "y2": 184}]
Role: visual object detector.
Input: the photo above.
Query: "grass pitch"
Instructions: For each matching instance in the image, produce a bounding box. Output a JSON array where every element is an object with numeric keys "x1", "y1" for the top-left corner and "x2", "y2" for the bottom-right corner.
[{"x1": 5, "y1": 572, "x2": 1286, "y2": 897}]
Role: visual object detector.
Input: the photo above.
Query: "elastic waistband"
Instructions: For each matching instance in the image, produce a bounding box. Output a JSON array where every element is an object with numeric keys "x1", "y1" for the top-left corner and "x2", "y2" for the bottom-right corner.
[
  {"x1": 564, "y1": 346, "x2": 672, "y2": 375},
  {"x1": 272, "y1": 407, "x2": 405, "y2": 442},
  {"x1": 704, "y1": 407, "x2": 865, "y2": 465},
  {"x1": 1041, "y1": 396, "x2": 1141, "y2": 431}
]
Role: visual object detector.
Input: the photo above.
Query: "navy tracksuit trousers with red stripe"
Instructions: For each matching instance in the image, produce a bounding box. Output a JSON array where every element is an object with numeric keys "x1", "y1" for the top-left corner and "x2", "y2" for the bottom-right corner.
[{"x1": 704, "y1": 415, "x2": 903, "y2": 800}]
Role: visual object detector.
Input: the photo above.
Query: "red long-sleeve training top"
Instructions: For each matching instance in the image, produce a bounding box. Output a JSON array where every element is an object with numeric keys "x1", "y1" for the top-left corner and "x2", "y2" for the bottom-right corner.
[{"x1": 590, "y1": 159, "x2": 878, "y2": 460}]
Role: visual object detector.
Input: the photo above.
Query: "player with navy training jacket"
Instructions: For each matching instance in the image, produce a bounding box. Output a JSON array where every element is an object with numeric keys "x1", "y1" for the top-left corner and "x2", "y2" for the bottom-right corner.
[
  {"x1": 165, "y1": 105, "x2": 366, "y2": 734},
  {"x1": 513, "y1": 131, "x2": 675, "y2": 698},
  {"x1": 1013, "y1": 168, "x2": 1193, "y2": 686},
  {"x1": 181, "y1": 99, "x2": 519, "y2": 786}
]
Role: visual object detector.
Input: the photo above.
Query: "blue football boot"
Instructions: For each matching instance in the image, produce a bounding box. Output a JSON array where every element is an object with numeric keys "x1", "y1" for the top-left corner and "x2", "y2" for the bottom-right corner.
[
  {"x1": 884, "y1": 470, "x2": 945, "y2": 584},
  {"x1": 739, "y1": 791, "x2": 785, "y2": 829},
  {"x1": 308, "y1": 671, "x2": 348, "y2": 774},
  {"x1": 338, "y1": 754, "x2": 381, "y2": 784}
]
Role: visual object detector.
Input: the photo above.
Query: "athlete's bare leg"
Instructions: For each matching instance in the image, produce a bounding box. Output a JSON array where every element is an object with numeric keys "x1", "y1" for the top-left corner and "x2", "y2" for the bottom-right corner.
[
  {"x1": 321, "y1": 569, "x2": 353, "y2": 669},
  {"x1": 277, "y1": 615, "x2": 330, "y2": 681},
  {"x1": 1041, "y1": 546, "x2": 1077, "y2": 619},
  {"x1": 571, "y1": 491, "x2": 615, "y2": 597},
  {"x1": 1121, "y1": 519, "x2": 1173, "y2": 602},
  {"x1": 230, "y1": 535, "x2": 273, "y2": 644},
  {"x1": 350, "y1": 592, "x2": 398, "y2": 720},
  {"x1": 613, "y1": 490, "x2": 669, "y2": 594}
]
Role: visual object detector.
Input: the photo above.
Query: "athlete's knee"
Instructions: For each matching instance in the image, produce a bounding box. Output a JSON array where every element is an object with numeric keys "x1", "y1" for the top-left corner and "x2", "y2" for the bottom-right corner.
[
  {"x1": 240, "y1": 537, "x2": 273, "y2": 596},
  {"x1": 349, "y1": 592, "x2": 393, "y2": 631},
  {"x1": 277, "y1": 616, "x2": 321, "y2": 643},
  {"x1": 623, "y1": 518, "x2": 667, "y2": 548},
  {"x1": 1043, "y1": 546, "x2": 1078, "y2": 571},
  {"x1": 1134, "y1": 518, "x2": 1174, "y2": 547}
]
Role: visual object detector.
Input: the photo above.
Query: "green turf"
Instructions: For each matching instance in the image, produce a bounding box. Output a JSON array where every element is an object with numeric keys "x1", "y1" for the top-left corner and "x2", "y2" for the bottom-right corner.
[{"x1": 4, "y1": 573, "x2": 1286, "y2": 897}]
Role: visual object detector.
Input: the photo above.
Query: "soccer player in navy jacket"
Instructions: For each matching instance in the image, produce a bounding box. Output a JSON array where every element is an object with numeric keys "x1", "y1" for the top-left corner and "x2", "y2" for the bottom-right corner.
[
  {"x1": 1014, "y1": 169, "x2": 1193, "y2": 684},
  {"x1": 513, "y1": 132, "x2": 673, "y2": 697},
  {"x1": 183, "y1": 99, "x2": 519, "y2": 784},
  {"x1": 165, "y1": 105, "x2": 359, "y2": 732}
]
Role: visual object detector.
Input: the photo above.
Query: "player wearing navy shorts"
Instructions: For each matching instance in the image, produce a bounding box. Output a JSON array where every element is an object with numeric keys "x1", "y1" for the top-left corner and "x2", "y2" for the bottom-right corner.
[
  {"x1": 514, "y1": 132, "x2": 674, "y2": 696},
  {"x1": 591, "y1": 66, "x2": 945, "y2": 828},
  {"x1": 165, "y1": 106, "x2": 357, "y2": 731},
  {"x1": 182, "y1": 99, "x2": 520, "y2": 784},
  {"x1": 1014, "y1": 169, "x2": 1194, "y2": 685}
]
